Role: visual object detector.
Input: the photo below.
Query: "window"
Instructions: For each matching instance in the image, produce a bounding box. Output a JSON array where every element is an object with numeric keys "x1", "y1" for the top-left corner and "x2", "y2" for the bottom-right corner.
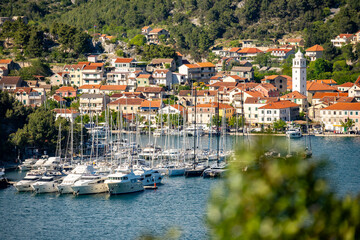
[
  {"x1": 255, "y1": 114, "x2": 258, "y2": 118},
  {"x1": 267, "y1": 110, "x2": 271, "y2": 114},
  {"x1": 350, "y1": 111, "x2": 353, "y2": 115},
  {"x1": 356, "y1": 112, "x2": 358, "y2": 115},
  {"x1": 334, "y1": 111, "x2": 336, "y2": 115},
  {"x1": 267, "y1": 118, "x2": 271, "y2": 121},
  {"x1": 255, "y1": 107, "x2": 258, "y2": 111},
  {"x1": 345, "y1": 111, "x2": 347, "y2": 115}
]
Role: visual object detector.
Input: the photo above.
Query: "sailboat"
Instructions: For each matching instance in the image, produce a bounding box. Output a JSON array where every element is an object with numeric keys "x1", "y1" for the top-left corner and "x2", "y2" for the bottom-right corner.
[
  {"x1": 185, "y1": 83, "x2": 207, "y2": 177},
  {"x1": 304, "y1": 110, "x2": 312, "y2": 158}
]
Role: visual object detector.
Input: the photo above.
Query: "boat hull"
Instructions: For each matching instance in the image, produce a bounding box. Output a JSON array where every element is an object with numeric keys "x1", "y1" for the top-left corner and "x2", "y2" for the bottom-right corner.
[
  {"x1": 107, "y1": 182, "x2": 144, "y2": 195},
  {"x1": 71, "y1": 183, "x2": 108, "y2": 195},
  {"x1": 168, "y1": 168, "x2": 185, "y2": 177},
  {"x1": 15, "y1": 181, "x2": 35, "y2": 192},
  {"x1": 185, "y1": 169, "x2": 205, "y2": 177},
  {"x1": 32, "y1": 182, "x2": 59, "y2": 193},
  {"x1": 57, "y1": 184, "x2": 74, "y2": 194}
]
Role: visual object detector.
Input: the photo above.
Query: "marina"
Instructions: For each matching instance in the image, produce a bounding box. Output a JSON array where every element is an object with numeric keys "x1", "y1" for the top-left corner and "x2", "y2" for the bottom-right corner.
[{"x1": 1, "y1": 135, "x2": 360, "y2": 239}]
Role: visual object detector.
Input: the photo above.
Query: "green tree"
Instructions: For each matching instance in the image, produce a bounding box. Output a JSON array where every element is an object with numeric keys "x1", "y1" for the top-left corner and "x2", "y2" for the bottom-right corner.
[
  {"x1": 207, "y1": 138, "x2": 360, "y2": 239},
  {"x1": 340, "y1": 117, "x2": 355, "y2": 132},
  {"x1": 130, "y1": 34, "x2": 146, "y2": 46},
  {"x1": 273, "y1": 119, "x2": 286, "y2": 132}
]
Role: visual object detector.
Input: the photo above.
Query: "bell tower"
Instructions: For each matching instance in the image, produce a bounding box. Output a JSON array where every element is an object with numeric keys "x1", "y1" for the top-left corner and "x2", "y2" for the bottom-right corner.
[{"x1": 292, "y1": 50, "x2": 307, "y2": 96}]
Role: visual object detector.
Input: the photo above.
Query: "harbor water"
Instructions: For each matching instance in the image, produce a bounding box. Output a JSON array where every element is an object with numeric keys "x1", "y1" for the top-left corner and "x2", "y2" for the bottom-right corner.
[{"x1": 1, "y1": 135, "x2": 360, "y2": 239}]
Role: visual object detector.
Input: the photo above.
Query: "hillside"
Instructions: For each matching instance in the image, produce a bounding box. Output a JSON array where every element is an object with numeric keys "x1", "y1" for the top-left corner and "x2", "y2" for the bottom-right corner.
[{"x1": 1, "y1": 0, "x2": 360, "y2": 58}]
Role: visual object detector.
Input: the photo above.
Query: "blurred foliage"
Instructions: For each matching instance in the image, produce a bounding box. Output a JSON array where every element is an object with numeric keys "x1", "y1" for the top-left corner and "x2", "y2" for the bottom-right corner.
[{"x1": 207, "y1": 138, "x2": 360, "y2": 239}]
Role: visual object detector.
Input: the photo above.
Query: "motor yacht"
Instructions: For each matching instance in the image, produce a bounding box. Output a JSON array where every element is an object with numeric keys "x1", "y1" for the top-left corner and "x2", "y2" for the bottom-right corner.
[
  {"x1": 31, "y1": 171, "x2": 66, "y2": 193},
  {"x1": 134, "y1": 169, "x2": 163, "y2": 186},
  {"x1": 18, "y1": 158, "x2": 37, "y2": 171},
  {"x1": 71, "y1": 175, "x2": 108, "y2": 195},
  {"x1": 286, "y1": 128, "x2": 302, "y2": 138},
  {"x1": 14, "y1": 170, "x2": 45, "y2": 192},
  {"x1": 57, "y1": 165, "x2": 95, "y2": 194},
  {"x1": 105, "y1": 170, "x2": 144, "y2": 195}
]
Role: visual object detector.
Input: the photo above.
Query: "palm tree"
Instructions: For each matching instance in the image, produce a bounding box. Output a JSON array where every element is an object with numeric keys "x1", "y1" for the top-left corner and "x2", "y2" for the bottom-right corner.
[{"x1": 340, "y1": 117, "x2": 354, "y2": 133}]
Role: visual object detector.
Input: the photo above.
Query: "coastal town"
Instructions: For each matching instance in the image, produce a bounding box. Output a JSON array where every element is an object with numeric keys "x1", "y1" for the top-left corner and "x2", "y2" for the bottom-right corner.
[
  {"x1": 1, "y1": 0, "x2": 360, "y2": 239},
  {"x1": 1, "y1": 25, "x2": 360, "y2": 135}
]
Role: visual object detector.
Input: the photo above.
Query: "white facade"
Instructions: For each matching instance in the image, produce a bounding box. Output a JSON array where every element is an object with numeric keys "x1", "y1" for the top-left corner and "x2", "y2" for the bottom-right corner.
[
  {"x1": 258, "y1": 108, "x2": 292, "y2": 124},
  {"x1": 292, "y1": 50, "x2": 307, "y2": 96}
]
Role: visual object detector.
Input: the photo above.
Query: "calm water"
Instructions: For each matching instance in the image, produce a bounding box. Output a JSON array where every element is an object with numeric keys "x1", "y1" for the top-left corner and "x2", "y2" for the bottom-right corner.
[{"x1": 1, "y1": 135, "x2": 360, "y2": 239}]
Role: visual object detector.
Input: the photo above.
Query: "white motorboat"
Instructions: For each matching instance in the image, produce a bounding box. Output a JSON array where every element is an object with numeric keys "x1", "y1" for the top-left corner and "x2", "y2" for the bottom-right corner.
[
  {"x1": 18, "y1": 158, "x2": 37, "y2": 171},
  {"x1": 71, "y1": 175, "x2": 108, "y2": 195},
  {"x1": 43, "y1": 157, "x2": 61, "y2": 169},
  {"x1": 286, "y1": 128, "x2": 302, "y2": 138},
  {"x1": 184, "y1": 125, "x2": 205, "y2": 137},
  {"x1": 57, "y1": 165, "x2": 96, "y2": 194},
  {"x1": 134, "y1": 169, "x2": 163, "y2": 186},
  {"x1": 14, "y1": 170, "x2": 44, "y2": 192},
  {"x1": 31, "y1": 173, "x2": 65, "y2": 194},
  {"x1": 105, "y1": 170, "x2": 144, "y2": 195}
]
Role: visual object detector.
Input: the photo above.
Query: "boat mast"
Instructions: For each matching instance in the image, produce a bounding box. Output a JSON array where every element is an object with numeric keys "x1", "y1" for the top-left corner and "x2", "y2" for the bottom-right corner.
[{"x1": 193, "y1": 81, "x2": 197, "y2": 169}]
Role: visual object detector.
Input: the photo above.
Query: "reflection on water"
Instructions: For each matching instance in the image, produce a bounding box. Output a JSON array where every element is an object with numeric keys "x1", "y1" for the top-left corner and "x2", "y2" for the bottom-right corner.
[{"x1": 1, "y1": 135, "x2": 360, "y2": 239}]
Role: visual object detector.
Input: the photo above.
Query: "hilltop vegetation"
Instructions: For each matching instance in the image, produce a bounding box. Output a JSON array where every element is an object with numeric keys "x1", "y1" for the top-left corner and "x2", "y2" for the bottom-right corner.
[{"x1": 1, "y1": 0, "x2": 360, "y2": 58}]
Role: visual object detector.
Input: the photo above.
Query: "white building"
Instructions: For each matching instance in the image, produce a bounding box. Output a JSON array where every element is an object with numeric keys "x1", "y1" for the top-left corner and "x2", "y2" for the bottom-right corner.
[
  {"x1": 152, "y1": 69, "x2": 172, "y2": 87},
  {"x1": 258, "y1": 101, "x2": 300, "y2": 124},
  {"x1": 292, "y1": 50, "x2": 307, "y2": 96}
]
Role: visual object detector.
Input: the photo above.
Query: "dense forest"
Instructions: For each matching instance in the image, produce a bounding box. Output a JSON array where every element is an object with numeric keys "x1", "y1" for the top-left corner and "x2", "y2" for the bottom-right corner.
[{"x1": 1, "y1": 0, "x2": 360, "y2": 57}]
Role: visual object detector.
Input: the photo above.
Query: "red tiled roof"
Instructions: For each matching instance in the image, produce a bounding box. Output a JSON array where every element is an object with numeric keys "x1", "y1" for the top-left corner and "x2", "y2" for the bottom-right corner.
[
  {"x1": 194, "y1": 102, "x2": 234, "y2": 109},
  {"x1": 100, "y1": 85, "x2": 127, "y2": 91},
  {"x1": 140, "y1": 100, "x2": 162, "y2": 108},
  {"x1": 83, "y1": 65, "x2": 100, "y2": 70},
  {"x1": 280, "y1": 91, "x2": 307, "y2": 99},
  {"x1": 0, "y1": 59, "x2": 12, "y2": 64},
  {"x1": 287, "y1": 38, "x2": 303, "y2": 43},
  {"x1": 78, "y1": 84, "x2": 101, "y2": 89},
  {"x1": 244, "y1": 91, "x2": 264, "y2": 98},
  {"x1": 114, "y1": 58, "x2": 134, "y2": 63},
  {"x1": 53, "y1": 108, "x2": 79, "y2": 114},
  {"x1": 339, "y1": 34, "x2": 354, "y2": 38},
  {"x1": 170, "y1": 104, "x2": 186, "y2": 113},
  {"x1": 149, "y1": 28, "x2": 164, "y2": 33},
  {"x1": 338, "y1": 82, "x2": 354, "y2": 88},
  {"x1": 137, "y1": 74, "x2": 151, "y2": 79},
  {"x1": 229, "y1": 47, "x2": 241, "y2": 53},
  {"x1": 53, "y1": 95, "x2": 65, "y2": 102},
  {"x1": 259, "y1": 100, "x2": 299, "y2": 109},
  {"x1": 56, "y1": 86, "x2": 76, "y2": 92},
  {"x1": 322, "y1": 102, "x2": 360, "y2": 111},
  {"x1": 15, "y1": 87, "x2": 36, "y2": 94},
  {"x1": 136, "y1": 87, "x2": 164, "y2": 93},
  {"x1": 307, "y1": 81, "x2": 338, "y2": 91},
  {"x1": 313, "y1": 92, "x2": 348, "y2": 99},
  {"x1": 0, "y1": 76, "x2": 22, "y2": 85},
  {"x1": 306, "y1": 45, "x2": 324, "y2": 52},
  {"x1": 238, "y1": 48, "x2": 263, "y2": 54},
  {"x1": 196, "y1": 62, "x2": 215, "y2": 68}
]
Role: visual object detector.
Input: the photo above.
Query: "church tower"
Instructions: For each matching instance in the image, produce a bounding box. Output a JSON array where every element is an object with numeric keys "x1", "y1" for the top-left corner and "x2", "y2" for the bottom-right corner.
[{"x1": 292, "y1": 50, "x2": 307, "y2": 96}]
